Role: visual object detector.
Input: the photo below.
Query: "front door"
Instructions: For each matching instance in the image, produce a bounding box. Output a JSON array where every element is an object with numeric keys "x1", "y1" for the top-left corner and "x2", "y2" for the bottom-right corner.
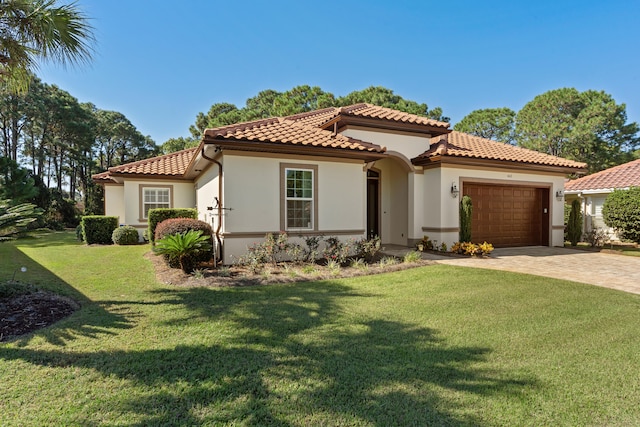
[{"x1": 367, "y1": 170, "x2": 380, "y2": 239}]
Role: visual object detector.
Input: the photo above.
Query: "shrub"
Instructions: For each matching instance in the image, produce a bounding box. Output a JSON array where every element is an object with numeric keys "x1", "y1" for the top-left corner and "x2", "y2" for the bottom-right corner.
[
  {"x1": 154, "y1": 230, "x2": 212, "y2": 273},
  {"x1": 75, "y1": 224, "x2": 84, "y2": 242},
  {"x1": 155, "y1": 218, "x2": 213, "y2": 265},
  {"x1": 459, "y1": 195, "x2": 473, "y2": 243},
  {"x1": 583, "y1": 227, "x2": 608, "y2": 248},
  {"x1": 302, "y1": 235, "x2": 322, "y2": 262},
  {"x1": 323, "y1": 236, "x2": 354, "y2": 265},
  {"x1": 112, "y1": 225, "x2": 140, "y2": 245},
  {"x1": 355, "y1": 235, "x2": 381, "y2": 262},
  {"x1": 603, "y1": 187, "x2": 640, "y2": 243},
  {"x1": 81, "y1": 215, "x2": 118, "y2": 245},
  {"x1": 567, "y1": 199, "x2": 582, "y2": 246},
  {"x1": 147, "y1": 208, "x2": 197, "y2": 244}
]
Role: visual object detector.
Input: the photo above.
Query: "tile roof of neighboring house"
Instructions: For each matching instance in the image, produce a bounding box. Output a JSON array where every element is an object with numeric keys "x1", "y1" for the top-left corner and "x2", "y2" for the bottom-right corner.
[
  {"x1": 287, "y1": 103, "x2": 450, "y2": 129},
  {"x1": 95, "y1": 147, "x2": 198, "y2": 181},
  {"x1": 414, "y1": 131, "x2": 587, "y2": 170},
  {"x1": 203, "y1": 117, "x2": 385, "y2": 153},
  {"x1": 565, "y1": 158, "x2": 640, "y2": 191}
]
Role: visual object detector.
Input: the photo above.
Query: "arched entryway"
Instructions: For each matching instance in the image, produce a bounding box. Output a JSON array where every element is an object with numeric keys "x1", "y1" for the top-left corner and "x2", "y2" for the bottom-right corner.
[{"x1": 367, "y1": 155, "x2": 411, "y2": 246}]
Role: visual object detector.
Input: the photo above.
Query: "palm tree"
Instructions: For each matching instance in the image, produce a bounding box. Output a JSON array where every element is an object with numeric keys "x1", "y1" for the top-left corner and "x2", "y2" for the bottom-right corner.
[{"x1": 0, "y1": 0, "x2": 94, "y2": 93}]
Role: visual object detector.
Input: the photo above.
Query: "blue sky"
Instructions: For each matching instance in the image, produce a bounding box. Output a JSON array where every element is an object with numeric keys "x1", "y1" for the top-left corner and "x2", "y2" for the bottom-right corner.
[{"x1": 37, "y1": 0, "x2": 640, "y2": 145}]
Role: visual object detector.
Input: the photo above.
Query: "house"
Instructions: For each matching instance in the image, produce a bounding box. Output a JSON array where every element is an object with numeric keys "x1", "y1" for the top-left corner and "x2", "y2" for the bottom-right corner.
[
  {"x1": 93, "y1": 103, "x2": 587, "y2": 264},
  {"x1": 564, "y1": 158, "x2": 640, "y2": 240}
]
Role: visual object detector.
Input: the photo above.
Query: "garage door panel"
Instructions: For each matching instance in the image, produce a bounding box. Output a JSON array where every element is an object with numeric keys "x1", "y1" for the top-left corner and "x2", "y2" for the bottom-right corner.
[{"x1": 463, "y1": 183, "x2": 546, "y2": 247}]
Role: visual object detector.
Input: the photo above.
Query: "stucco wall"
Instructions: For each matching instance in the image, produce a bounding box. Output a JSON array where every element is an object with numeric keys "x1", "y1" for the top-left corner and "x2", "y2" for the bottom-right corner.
[
  {"x1": 372, "y1": 157, "x2": 408, "y2": 245},
  {"x1": 341, "y1": 126, "x2": 431, "y2": 160},
  {"x1": 419, "y1": 165, "x2": 567, "y2": 248},
  {"x1": 195, "y1": 163, "x2": 220, "y2": 231},
  {"x1": 121, "y1": 179, "x2": 195, "y2": 229},
  {"x1": 104, "y1": 184, "x2": 125, "y2": 223},
  {"x1": 219, "y1": 152, "x2": 366, "y2": 263}
]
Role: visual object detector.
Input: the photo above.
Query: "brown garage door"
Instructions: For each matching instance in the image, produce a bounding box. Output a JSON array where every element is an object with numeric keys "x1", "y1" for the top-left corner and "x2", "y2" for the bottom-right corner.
[{"x1": 463, "y1": 184, "x2": 549, "y2": 247}]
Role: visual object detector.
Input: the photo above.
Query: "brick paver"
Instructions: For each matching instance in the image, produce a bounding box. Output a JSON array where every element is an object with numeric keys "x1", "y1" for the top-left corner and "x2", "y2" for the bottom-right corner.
[{"x1": 428, "y1": 247, "x2": 640, "y2": 295}]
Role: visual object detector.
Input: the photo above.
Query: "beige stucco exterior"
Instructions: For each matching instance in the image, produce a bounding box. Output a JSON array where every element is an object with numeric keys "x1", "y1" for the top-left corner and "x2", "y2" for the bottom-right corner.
[
  {"x1": 107, "y1": 179, "x2": 195, "y2": 238},
  {"x1": 98, "y1": 112, "x2": 580, "y2": 263},
  {"x1": 215, "y1": 152, "x2": 366, "y2": 264}
]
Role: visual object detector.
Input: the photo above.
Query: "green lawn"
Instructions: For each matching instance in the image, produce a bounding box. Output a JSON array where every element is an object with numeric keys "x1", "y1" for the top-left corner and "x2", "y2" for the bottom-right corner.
[{"x1": 2, "y1": 232, "x2": 640, "y2": 426}]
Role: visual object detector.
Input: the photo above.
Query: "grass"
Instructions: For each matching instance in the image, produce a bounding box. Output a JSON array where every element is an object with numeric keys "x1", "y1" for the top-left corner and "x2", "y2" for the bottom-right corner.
[
  {"x1": 566, "y1": 241, "x2": 640, "y2": 257},
  {"x1": 2, "y1": 231, "x2": 640, "y2": 425}
]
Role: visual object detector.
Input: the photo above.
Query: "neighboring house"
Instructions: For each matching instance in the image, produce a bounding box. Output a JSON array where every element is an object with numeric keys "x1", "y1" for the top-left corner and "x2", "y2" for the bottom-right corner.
[
  {"x1": 564, "y1": 158, "x2": 640, "y2": 240},
  {"x1": 93, "y1": 103, "x2": 586, "y2": 264}
]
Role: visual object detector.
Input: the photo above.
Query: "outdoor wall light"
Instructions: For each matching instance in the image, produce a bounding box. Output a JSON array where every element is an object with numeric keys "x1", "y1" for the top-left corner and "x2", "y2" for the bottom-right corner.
[
  {"x1": 450, "y1": 183, "x2": 459, "y2": 198},
  {"x1": 556, "y1": 190, "x2": 564, "y2": 199}
]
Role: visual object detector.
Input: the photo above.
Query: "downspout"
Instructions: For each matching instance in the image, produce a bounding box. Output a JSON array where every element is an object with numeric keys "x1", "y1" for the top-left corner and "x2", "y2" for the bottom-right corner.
[{"x1": 201, "y1": 147, "x2": 224, "y2": 265}]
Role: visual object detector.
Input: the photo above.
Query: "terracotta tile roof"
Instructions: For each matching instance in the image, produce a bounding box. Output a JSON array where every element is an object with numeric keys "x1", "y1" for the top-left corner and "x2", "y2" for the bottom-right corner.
[
  {"x1": 204, "y1": 117, "x2": 385, "y2": 154},
  {"x1": 565, "y1": 158, "x2": 640, "y2": 191},
  {"x1": 287, "y1": 103, "x2": 450, "y2": 129},
  {"x1": 92, "y1": 147, "x2": 198, "y2": 181},
  {"x1": 414, "y1": 131, "x2": 587, "y2": 170}
]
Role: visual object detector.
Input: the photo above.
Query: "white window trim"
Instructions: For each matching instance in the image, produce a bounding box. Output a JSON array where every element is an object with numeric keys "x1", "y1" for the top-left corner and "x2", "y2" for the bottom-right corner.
[
  {"x1": 139, "y1": 185, "x2": 173, "y2": 221},
  {"x1": 280, "y1": 163, "x2": 318, "y2": 232}
]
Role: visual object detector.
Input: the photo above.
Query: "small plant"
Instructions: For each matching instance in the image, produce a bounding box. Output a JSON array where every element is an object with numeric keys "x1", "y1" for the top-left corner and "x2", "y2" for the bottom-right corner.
[
  {"x1": 302, "y1": 235, "x2": 322, "y2": 262},
  {"x1": 439, "y1": 242, "x2": 447, "y2": 252},
  {"x1": 355, "y1": 236, "x2": 381, "y2": 262},
  {"x1": 217, "y1": 266, "x2": 231, "y2": 277},
  {"x1": 403, "y1": 250, "x2": 422, "y2": 263},
  {"x1": 154, "y1": 230, "x2": 212, "y2": 273},
  {"x1": 478, "y1": 241, "x2": 494, "y2": 256},
  {"x1": 282, "y1": 264, "x2": 298, "y2": 278},
  {"x1": 417, "y1": 235, "x2": 433, "y2": 251},
  {"x1": 350, "y1": 258, "x2": 367, "y2": 270},
  {"x1": 323, "y1": 236, "x2": 354, "y2": 265},
  {"x1": 192, "y1": 268, "x2": 205, "y2": 279},
  {"x1": 379, "y1": 256, "x2": 398, "y2": 267},
  {"x1": 326, "y1": 260, "x2": 341, "y2": 276},
  {"x1": 286, "y1": 241, "x2": 306, "y2": 264},
  {"x1": 112, "y1": 225, "x2": 139, "y2": 245},
  {"x1": 302, "y1": 264, "x2": 316, "y2": 274},
  {"x1": 583, "y1": 228, "x2": 608, "y2": 248},
  {"x1": 460, "y1": 195, "x2": 473, "y2": 243}
]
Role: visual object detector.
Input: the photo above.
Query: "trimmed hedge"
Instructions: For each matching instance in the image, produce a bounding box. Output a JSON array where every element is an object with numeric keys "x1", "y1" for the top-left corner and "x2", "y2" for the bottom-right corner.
[
  {"x1": 112, "y1": 225, "x2": 140, "y2": 245},
  {"x1": 603, "y1": 187, "x2": 640, "y2": 243},
  {"x1": 155, "y1": 217, "x2": 214, "y2": 266},
  {"x1": 81, "y1": 216, "x2": 118, "y2": 245},
  {"x1": 147, "y1": 208, "x2": 197, "y2": 244}
]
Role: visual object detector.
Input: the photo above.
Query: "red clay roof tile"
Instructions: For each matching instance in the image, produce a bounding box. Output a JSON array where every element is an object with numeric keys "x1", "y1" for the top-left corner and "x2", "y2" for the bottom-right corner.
[
  {"x1": 414, "y1": 131, "x2": 587, "y2": 170},
  {"x1": 203, "y1": 117, "x2": 385, "y2": 153},
  {"x1": 288, "y1": 103, "x2": 450, "y2": 129},
  {"x1": 93, "y1": 147, "x2": 198, "y2": 181},
  {"x1": 565, "y1": 158, "x2": 640, "y2": 191}
]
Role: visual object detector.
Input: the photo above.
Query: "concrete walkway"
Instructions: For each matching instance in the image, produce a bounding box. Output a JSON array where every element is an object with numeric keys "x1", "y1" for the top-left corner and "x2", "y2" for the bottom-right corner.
[{"x1": 382, "y1": 246, "x2": 640, "y2": 295}]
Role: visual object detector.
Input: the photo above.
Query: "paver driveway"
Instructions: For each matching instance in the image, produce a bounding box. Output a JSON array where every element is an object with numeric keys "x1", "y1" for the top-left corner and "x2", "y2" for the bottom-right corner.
[{"x1": 425, "y1": 247, "x2": 640, "y2": 295}]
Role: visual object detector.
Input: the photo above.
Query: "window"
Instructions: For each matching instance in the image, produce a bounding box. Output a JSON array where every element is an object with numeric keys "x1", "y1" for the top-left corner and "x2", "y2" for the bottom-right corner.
[
  {"x1": 280, "y1": 164, "x2": 318, "y2": 231},
  {"x1": 141, "y1": 186, "x2": 171, "y2": 219}
]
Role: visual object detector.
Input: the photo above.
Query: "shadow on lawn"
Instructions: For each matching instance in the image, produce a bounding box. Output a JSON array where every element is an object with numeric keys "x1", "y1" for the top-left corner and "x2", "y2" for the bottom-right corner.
[
  {"x1": 1, "y1": 281, "x2": 537, "y2": 425},
  {"x1": 1, "y1": 238, "x2": 135, "y2": 346}
]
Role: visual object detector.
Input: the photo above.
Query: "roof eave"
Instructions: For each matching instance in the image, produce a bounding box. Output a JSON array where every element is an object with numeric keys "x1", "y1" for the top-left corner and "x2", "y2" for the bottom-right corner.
[
  {"x1": 204, "y1": 138, "x2": 386, "y2": 162},
  {"x1": 414, "y1": 155, "x2": 588, "y2": 175},
  {"x1": 320, "y1": 115, "x2": 450, "y2": 136}
]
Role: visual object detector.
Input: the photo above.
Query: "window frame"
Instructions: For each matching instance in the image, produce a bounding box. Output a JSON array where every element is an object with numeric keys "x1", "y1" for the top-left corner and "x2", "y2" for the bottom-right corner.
[
  {"x1": 280, "y1": 163, "x2": 318, "y2": 232},
  {"x1": 139, "y1": 185, "x2": 173, "y2": 221}
]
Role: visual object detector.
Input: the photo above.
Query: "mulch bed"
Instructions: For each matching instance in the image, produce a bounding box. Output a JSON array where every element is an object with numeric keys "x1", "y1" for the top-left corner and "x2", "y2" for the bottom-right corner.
[{"x1": 0, "y1": 291, "x2": 79, "y2": 342}]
